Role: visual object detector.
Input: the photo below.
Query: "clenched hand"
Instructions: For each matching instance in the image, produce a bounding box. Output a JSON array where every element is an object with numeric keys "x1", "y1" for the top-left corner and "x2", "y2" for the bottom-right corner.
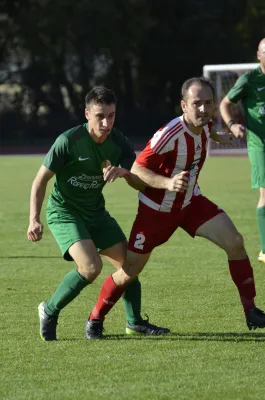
[
  {"x1": 27, "y1": 220, "x2": 43, "y2": 242},
  {"x1": 230, "y1": 124, "x2": 245, "y2": 138},
  {"x1": 167, "y1": 171, "x2": 190, "y2": 192}
]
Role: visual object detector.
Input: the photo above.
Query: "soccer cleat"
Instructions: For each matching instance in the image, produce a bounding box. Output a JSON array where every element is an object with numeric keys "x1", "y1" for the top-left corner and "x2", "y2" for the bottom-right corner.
[
  {"x1": 38, "y1": 301, "x2": 58, "y2": 341},
  {"x1": 258, "y1": 251, "x2": 265, "y2": 263},
  {"x1": 85, "y1": 319, "x2": 104, "y2": 339},
  {"x1": 126, "y1": 316, "x2": 170, "y2": 336},
  {"x1": 246, "y1": 307, "x2": 265, "y2": 330}
]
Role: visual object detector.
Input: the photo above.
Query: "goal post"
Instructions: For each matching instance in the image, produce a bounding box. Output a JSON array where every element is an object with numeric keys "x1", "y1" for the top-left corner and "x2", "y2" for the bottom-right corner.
[{"x1": 203, "y1": 63, "x2": 259, "y2": 155}]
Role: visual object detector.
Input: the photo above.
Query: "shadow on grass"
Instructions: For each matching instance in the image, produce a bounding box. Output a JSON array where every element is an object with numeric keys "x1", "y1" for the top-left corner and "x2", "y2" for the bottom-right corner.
[{"x1": 59, "y1": 332, "x2": 265, "y2": 343}]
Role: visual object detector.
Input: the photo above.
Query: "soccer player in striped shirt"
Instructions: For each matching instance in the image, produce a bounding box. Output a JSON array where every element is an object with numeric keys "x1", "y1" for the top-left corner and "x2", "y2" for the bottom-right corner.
[{"x1": 86, "y1": 77, "x2": 265, "y2": 338}]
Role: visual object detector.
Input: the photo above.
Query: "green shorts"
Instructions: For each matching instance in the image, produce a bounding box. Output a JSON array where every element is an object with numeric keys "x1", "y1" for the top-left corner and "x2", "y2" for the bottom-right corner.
[
  {"x1": 46, "y1": 208, "x2": 126, "y2": 261},
  {"x1": 248, "y1": 150, "x2": 265, "y2": 189}
]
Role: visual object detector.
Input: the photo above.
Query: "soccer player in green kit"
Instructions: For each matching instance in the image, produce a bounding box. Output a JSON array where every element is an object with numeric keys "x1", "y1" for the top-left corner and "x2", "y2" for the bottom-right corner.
[
  {"x1": 27, "y1": 86, "x2": 169, "y2": 340},
  {"x1": 220, "y1": 38, "x2": 265, "y2": 264}
]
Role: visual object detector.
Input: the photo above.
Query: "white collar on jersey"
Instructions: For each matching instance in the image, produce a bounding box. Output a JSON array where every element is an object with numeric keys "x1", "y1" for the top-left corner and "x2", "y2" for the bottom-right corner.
[{"x1": 179, "y1": 115, "x2": 208, "y2": 138}]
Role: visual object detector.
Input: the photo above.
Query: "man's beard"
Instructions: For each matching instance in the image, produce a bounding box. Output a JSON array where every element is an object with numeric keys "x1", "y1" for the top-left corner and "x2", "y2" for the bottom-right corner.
[{"x1": 196, "y1": 116, "x2": 209, "y2": 127}]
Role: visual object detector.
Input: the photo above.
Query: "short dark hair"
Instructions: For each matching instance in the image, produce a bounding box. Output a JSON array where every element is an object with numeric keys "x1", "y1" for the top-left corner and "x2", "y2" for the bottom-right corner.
[
  {"x1": 181, "y1": 77, "x2": 215, "y2": 101},
  {"x1": 85, "y1": 86, "x2": 117, "y2": 107}
]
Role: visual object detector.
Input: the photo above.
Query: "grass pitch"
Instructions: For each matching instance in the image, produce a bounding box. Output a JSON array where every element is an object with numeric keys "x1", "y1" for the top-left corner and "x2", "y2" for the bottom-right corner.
[{"x1": 1, "y1": 156, "x2": 265, "y2": 400}]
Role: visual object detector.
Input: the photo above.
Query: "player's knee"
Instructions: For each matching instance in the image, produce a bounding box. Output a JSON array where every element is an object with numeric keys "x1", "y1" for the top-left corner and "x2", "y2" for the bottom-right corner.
[
  {"x1": 225, "y1": 232, "x2": 246, "y2": 257},
  {"x1": 231, "y1": 232, "x2": 244, "y2": 250},
  {"x1": 113, "y1": 262, "x2": 140, "y2": 287},
  {"x1": 122, "y1": 260, "x2": 145, "y2": 280},
  {"x1": 77, "y1": 257, "x2": 103, "y2": 282}
]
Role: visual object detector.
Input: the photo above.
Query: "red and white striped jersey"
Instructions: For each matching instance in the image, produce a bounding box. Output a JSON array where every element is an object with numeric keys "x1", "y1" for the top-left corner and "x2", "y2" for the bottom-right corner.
[{"x1": 136, "y1": 115, "x2": 212, "y2": 212}]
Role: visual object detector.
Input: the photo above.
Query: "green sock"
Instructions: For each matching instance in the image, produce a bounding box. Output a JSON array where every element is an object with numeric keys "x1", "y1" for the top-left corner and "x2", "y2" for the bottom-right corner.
[
  {"x1": 122, "y1": 278, "x2": 142, "y2": 325},
  {"x1": 45, "y1": 268, "x2": 91, "y2": 317},
  {"x1": 257, "y1": 206, "x2": 265, "y2": 253}
]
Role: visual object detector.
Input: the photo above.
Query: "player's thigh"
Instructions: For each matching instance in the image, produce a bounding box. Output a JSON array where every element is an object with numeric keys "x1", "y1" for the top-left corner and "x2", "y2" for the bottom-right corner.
[
  {"x1": 100, "y1": 240, "x2": 127, "y2": 269},
  {"x1": 90, "y1": 211, "x2": 127, "y2": 256},
  {"x1": 180, "y1": 195, "x2": 223, "y2": 238},
  {"x1": 195, "y1": 212, "x2": 244, "y2": 251},
  {"x1": 123, "y1": 249, "x2": 151, "y2": 276},
  {"x1": 47, "y1": 209, "x2": 91, "y2": 261},
  {"x1": 68, "y1": 239, "x2": 102, "y2": 276},
  {"x1": 248, "y1": 150, "x2": 265, "y2": 189},
  {"x1": 128, "y1": 202, "x2": 179, "y2": 254},
  {"x1": 259, "y1": 187, "x2": 265, "y2": 207}
]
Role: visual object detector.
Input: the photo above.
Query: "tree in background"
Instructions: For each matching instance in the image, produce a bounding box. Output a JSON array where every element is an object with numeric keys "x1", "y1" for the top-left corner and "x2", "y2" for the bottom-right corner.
[{"x1": 1, "y1": 0, "x2": 265, "y2": 145}]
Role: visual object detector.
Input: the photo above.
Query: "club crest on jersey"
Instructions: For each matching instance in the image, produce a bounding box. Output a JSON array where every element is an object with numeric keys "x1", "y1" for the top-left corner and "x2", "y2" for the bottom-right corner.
[
  {"x1": 101, "y1": 160, "x2": 108, "y2": 171},
  {"x1": 258, "y1": 105, "x2": 265, "y2": 116}
]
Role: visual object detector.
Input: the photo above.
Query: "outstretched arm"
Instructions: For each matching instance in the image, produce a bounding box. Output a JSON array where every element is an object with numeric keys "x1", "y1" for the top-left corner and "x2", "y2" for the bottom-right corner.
[
  {"x1": 27, "y1": 165, "x2": 54, "y2": 242},
  {"x1": 102, "y1": 161, "x2": 146, "y2": 191},
  {"x1": 210, "y1": 129, "x2": 233, "y2": 145}
]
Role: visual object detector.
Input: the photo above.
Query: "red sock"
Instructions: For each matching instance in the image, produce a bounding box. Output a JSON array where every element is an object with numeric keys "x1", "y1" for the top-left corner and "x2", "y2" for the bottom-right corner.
[
  {"x1": 228, "y1": 258, "x2": 256, "y2": 315},
  {"x1": 90, "y1": 274, "x2": 126, "y2": 321}
]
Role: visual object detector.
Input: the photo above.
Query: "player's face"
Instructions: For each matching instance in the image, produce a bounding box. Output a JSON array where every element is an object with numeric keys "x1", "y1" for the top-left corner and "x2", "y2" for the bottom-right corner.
[
  {"x1": 181, "y1": 84, "x2": 215, "y2": 132},
  {"x1": 257, "y1": 41, "x2": 265, "y2": 69},
  {"x1": 85, "y1": 102, "x2": 116, "y2": 143}
]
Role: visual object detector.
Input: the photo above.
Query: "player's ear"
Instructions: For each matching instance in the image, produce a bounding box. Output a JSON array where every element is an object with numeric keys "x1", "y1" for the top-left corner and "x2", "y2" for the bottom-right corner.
[
  {"x1": 85, "y1": 108, "x2": 90, "y2": 121},
  {"x1": 181, "y1": 99, "x2": 186, "y2": 113}
]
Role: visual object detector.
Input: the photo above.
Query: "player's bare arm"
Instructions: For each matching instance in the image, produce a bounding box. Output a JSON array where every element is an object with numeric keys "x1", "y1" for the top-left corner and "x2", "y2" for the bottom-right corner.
[
  {"x1": 102, "y1": 160, "x2": 146, "y2": 191},
  {"x1": 131, "y1": 162, "x2": 189, "y2": 192},
  {"x1": 220, "y1": 95, "x2": 245, "y2": 138},
  {"x1": 27, "y1": 165, "x2": 54, "y2": 242}
]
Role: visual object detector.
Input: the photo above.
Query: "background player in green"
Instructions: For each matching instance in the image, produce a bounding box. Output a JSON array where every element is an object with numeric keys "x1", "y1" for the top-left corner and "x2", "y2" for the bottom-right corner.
[
  {"x1": 220, "y1": 38, "x2": 265, "y2": 264},
  {"x1": 27, "y1": 86, "x2": 169, "y2": 340}
]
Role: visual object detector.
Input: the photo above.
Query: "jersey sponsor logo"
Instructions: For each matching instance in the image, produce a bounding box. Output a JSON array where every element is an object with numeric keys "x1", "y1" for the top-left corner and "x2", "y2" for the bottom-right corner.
[
  {"x1": 67, "y1": 173, "x2": 103, "y2": 189},
  {"x1": 257, "y1": 87, "x2": 265, "y2": 91},
  {"x1": 196, "y1": 144, "x2": 201, "y2": 151},
  {"x1": 78, "y1": 156, "x2": 90, "y2": 161},
  {"x1": 187, "y1": 158, "x2": 200, "y2": 178}
]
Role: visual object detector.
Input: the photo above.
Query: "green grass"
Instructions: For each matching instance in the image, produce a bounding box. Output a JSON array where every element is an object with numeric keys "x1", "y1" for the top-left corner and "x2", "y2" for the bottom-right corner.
[{"x1": 1, "y1": 156, "x2": 265, "y2": 400}]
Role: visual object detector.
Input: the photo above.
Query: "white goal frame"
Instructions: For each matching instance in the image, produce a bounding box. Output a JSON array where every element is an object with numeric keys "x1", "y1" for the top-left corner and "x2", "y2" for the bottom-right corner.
[{"x1": 203, "y1": 63, "x2": 259, "y2": 155}]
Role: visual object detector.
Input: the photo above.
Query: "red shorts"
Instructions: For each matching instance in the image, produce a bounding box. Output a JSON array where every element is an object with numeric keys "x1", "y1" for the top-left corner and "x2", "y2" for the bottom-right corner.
[{"x1": 128, "y1": 195, "x2": 224, "y2": 254}]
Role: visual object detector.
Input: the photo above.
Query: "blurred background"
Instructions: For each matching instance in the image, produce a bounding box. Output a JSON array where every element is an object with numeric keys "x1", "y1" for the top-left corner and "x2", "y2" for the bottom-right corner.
[{"x1": 1, "y1": 0, "x2": 265, "y2": 153}]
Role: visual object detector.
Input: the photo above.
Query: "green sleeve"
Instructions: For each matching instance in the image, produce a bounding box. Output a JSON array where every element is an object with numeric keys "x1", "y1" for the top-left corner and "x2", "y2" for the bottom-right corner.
[
  {"x1": 112, "y1": 129, "x2": 136, "y2": 170},
  {"x1": 227, "y1": 72, "x2": 249, "y2": 103},
  {"x1": 119, "y1": 135, "x2": 136, "y2": 170},
  {"x1": 42, "y1": 134, "x2": 70, "y2": 173}
]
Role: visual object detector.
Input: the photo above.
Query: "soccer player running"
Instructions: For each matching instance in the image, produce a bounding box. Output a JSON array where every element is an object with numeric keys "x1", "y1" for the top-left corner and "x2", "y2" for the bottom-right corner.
[
  {"x1": 86, "y1": 77, "x2": 265, "y2": 338},
  {"x1": 220, "y1": 38, "x2": 265, "y2": 264},
  {"x1": 27, "y1": 86, "x2": 169, "y2": 341}
]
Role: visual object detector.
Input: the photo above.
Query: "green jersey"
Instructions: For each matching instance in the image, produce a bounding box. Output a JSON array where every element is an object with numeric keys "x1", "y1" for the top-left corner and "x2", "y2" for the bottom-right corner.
[
  {"x1": 227, "y1": 66, "x2": 265, "y2": 150},
  {"x1": 43, "y1": 123, "x2": 136, "y2": 220}
]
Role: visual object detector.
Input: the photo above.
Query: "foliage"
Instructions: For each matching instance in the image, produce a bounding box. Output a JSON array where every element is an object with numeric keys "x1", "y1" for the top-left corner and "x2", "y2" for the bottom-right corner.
[{"x1": 1, "y1": 0, "x2": 265, "y2": 143}]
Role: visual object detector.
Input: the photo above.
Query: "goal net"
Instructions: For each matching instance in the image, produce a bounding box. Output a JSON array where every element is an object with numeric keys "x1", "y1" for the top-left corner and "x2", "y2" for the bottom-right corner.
[{"x1": 203, "y1": 63, "x2": 259, "y2": 155}]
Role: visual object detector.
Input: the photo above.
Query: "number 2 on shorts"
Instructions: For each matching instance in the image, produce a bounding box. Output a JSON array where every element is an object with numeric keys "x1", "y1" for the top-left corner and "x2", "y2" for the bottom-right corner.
[{"x1": 134, "y1": 233, "x2": 145, "y2": 250}]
